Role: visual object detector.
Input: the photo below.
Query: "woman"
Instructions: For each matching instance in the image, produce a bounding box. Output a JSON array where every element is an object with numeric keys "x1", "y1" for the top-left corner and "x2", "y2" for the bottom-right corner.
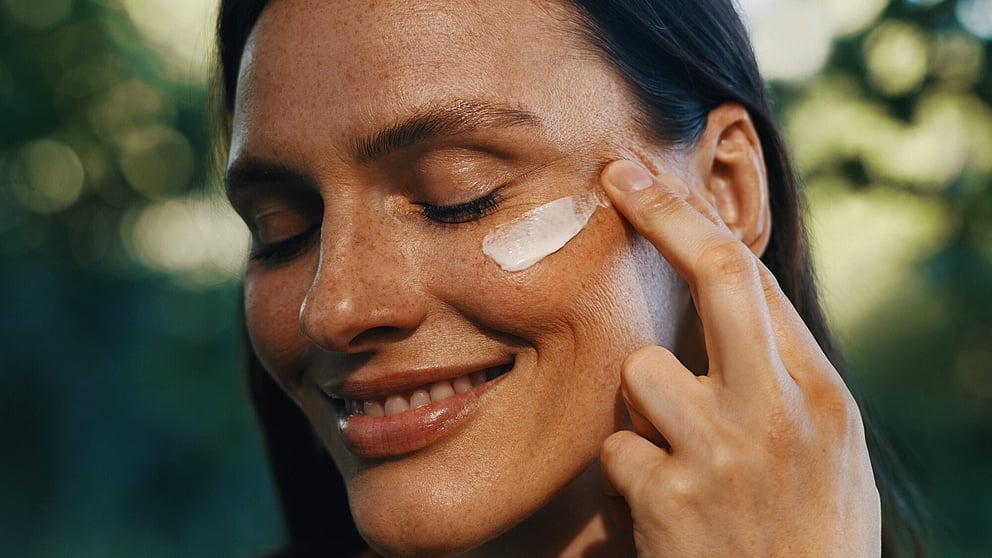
[{"x1": 216, "y1": 0, "x2": 918, "y2": 556}]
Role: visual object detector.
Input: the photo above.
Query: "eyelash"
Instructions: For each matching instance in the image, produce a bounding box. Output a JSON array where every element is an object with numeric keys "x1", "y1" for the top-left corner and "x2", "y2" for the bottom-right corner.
[
  {"x1": 419, "y1": 190, "x2": 502, "y2": 224},
  {"x1": 249, "y1": 226, "x2": 319, "y2": 263},
  {"x1": 248, "y1": 190, "x2": 500, "y2": 262}
]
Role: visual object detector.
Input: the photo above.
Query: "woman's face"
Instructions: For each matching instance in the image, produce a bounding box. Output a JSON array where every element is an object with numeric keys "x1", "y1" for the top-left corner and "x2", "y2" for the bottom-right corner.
[{"x1": 228, "y1": 0, "x2": 688, "y2": 554}]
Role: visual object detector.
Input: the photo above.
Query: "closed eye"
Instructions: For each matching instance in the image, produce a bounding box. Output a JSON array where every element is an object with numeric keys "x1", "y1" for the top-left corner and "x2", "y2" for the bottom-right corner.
[
  {"x1": 419, "y1": 190, "x2": 502, "y2": 224},
  {"x1": 249, "y1": 226, "x2": 319, "y2": 263}
]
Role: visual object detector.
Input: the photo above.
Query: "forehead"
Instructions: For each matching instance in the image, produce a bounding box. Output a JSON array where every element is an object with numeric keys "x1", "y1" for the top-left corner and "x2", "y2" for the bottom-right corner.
[{"x1": 230, "y1": 0, "x2": 626, "y2": 160}]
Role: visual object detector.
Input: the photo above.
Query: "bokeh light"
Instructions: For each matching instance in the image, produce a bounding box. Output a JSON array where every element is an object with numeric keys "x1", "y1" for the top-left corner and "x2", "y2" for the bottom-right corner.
[
  {"x1": 123, "y1": 193, "x2": 249, "y2": 288},
  {"x1": 956, "y1": 0, "x2": 992, "y2": 38},
  {"x1": 865, "y1": 21, "x2": 929, "y2": 95},
  {"x1": 6, "y1": 139, "x2": 86, "y2": 215},
  {"x1": 119, "y1": 125, "x2": 195, "y2": 200},
  {"x1": 739, "y1": 0, "x2": 891, "y2": 82},
  {"x1": 743, "y1": 0, "x2": 835, "y2": 81},
  {"x1": 90, "y1": 79, "x2": 177, "y2": 147},
  {"x1": 822, "y1": 0, "x2": 890, "y2": 36},
  {"x1": 930, "y1": 29, "x2": 985, "y2": 87},
  {"x1": 121, "y1": 0, "x2": 219, "y2": 81},
  {"x1": 808, "y1": 178, "x2": 949, "y2": 329}
]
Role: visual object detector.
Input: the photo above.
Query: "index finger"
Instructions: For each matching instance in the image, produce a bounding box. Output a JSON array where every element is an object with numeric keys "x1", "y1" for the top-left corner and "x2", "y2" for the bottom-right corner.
[{"x1": 600, "y1": 159, "x2": 784, "y2": 387}]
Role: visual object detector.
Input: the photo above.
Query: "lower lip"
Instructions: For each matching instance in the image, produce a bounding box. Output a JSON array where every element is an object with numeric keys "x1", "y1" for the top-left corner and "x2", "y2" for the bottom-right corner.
[{"x1": 336, "y1": 373, "x2": 508, "y2": 459}]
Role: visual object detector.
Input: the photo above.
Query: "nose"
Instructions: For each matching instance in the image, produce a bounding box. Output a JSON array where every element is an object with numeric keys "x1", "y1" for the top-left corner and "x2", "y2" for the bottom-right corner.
[{"x1": 298, "y1": 221, "x2": 428, "y2": 353}]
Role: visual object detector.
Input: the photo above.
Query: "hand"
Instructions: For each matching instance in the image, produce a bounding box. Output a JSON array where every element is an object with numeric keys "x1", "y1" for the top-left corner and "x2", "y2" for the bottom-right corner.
[{"x1": 598, "y1": 160, "x2": 881, "y2": 557}]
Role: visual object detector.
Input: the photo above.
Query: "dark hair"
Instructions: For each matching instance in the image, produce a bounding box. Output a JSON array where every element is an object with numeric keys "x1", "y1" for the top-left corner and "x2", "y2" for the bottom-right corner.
[{"x1": 217, "y1": 1, "x2": 925, "y2": 556}]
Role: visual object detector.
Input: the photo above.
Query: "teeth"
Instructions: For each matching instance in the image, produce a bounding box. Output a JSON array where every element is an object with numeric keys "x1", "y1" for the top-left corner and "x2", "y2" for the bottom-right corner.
[
  {"x1": 410, "y1": 389, "x2": 431, "y2": 409},
  {"x1": 363, "y1": 400, "x2": 385, "y2": 418},
  {"x1": 384, "y1": 394, "x2": 410, "y2": 416},
  {"x1": 429, "y1": 380, "x2": 455, "y2": 402},
  {"x1": 346, "y1": 366, "x2": 506, "y2": 418},
  {"x1": 452, "y1": 375, "x2": 473, "y2": 394}
]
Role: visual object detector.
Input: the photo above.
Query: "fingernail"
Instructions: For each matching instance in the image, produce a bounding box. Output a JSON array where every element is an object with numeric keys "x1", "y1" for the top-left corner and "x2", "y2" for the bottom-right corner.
[{"x1": 604, "y1": 160, "x2": 653, "y2": 191}]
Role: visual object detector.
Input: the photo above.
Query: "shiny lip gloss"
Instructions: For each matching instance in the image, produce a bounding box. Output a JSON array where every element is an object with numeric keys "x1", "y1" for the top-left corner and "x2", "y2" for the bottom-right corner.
[{"x1": 335, "y1": 368, "x2": 510, "y2": 459}]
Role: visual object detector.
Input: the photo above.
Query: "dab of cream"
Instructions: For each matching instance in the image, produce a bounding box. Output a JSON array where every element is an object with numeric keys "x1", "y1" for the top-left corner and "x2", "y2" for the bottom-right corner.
[{"x1": 482, "y1": 193, "x2": 602, "y2": 272}]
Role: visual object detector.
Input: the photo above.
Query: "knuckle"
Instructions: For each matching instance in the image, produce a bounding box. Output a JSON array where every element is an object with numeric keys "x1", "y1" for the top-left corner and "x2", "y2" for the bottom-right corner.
[
  {"x1": 751, "y1": 381, "x2": 813, "y2": 450},
  {"x1": 755, "y1": 259, "x2": 780, "y2": 286},
  {"x1": 757, "y1": 263, "x2": 785, "y2": 300},
  {"x1": 837, "y1": 391, "x2": 867, "y2": 438},
  {"x1": 709, "y1": 442, "x2": 740, "y2": 479},
  {"x1": 664, "y1": 471, "x2": 698, "y2": 506},
  {"x1": 664, "y1": 470, "x2": 710, "y2": 510},
  {"x1": 696, "y1": 238, "x2": 757, "y2": 285},
  {"x1": 804, "y1": 376, "x2": 866, "y2": 439},
  {"x1": 707, "y1": 424, "x2": 765, "y2": 478},
  {"x1": 764, "y1": 398, "x2": 811, "y2": 450},
  {"x1": 635, "y1": 189, "x2": 683, "y2": 225}
]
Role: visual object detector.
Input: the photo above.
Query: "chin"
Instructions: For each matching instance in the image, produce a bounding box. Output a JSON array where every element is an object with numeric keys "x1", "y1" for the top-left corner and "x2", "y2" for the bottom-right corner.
[
  {"x1": 351, "y1": 495, "x2": 511, "y2": 558},
  {"x1": 361, "y1": 533, "x2": 481, "y2": 558},
  {"x1": 342, "y1": 447, "x2": 557, "y2": 558}
]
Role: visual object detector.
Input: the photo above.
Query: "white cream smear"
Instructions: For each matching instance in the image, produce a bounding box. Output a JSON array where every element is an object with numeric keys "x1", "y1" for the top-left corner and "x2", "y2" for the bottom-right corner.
[{"x1": 482, "y1": 193, "x2": 602, "y2": 272}]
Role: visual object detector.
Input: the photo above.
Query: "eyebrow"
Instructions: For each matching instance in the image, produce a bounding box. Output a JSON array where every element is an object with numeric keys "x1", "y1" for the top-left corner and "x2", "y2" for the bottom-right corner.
[
  {"x1": 353, "y1": 99, "x2": 542, "y2": 163},
  {"x1": 225, "y1": 99, "x2": 542, "y2": 196}
]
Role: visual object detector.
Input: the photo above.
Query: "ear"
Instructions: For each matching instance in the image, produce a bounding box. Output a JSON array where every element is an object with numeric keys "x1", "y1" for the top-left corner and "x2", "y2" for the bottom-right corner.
[{"x1": 691, "y1": 103, "x2": 771, "y2": 257}]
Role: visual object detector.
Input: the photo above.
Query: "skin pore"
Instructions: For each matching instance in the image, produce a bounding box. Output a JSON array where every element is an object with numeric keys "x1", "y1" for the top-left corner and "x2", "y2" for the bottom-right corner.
[{"x1": 227, "y1": 0, "x2": 687, "y2": 555}]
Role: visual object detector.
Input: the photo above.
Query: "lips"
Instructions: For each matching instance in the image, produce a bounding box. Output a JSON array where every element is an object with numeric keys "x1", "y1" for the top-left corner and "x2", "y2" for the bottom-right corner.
[{"x1": 323, "y1": 361, "x2": 512, "y2": 458}]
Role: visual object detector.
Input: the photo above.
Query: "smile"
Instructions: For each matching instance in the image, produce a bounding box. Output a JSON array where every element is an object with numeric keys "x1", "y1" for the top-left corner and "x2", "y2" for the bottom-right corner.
[
  {"x1": 342, "y1": 364, "x2": 510, "y2": 417},
  {"x1": 325, "y1": 361, "x2": 513, "y2": 458}
]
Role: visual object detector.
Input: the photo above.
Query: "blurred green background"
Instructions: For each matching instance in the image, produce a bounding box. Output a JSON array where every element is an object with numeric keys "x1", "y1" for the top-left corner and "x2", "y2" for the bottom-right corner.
[{"x1": 1, "y1": 0, "x2": 989, "y2": 556}]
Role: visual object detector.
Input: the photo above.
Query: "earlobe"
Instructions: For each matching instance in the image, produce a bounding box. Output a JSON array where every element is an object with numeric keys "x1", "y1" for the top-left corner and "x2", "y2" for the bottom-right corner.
[{"x1": 693, "y1": 104, "x2": 771, "y2": 257}]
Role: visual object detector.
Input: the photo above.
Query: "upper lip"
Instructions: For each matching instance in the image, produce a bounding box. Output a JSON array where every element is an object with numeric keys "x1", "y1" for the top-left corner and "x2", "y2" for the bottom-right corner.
[{"x1": 315, "y1": 358, "x2": 514, "y2": 402}]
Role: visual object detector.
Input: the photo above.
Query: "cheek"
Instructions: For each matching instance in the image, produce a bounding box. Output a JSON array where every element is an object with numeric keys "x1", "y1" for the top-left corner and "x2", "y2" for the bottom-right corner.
[
  {"x1": 423, "y1": 205, "x2": 685, "y2": 441},
  {"x1": 243, "y1": 262, "x2": 314, "y2": 396},
  {"x1": 436, "y1": 207, "x2": 675, "y2": 347}
]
